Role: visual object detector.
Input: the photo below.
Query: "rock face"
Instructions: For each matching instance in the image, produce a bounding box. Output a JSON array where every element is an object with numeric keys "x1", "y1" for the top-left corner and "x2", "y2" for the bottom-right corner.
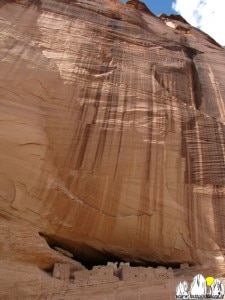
[{"x1": 1, "y1": 0, "x2": 225, "y2": 282}]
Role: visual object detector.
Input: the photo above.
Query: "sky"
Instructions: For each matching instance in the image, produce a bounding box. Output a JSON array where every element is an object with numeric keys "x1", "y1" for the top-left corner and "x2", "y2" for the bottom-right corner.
[{"x1": 122, "y1": 0, "x2": 225, "y2": 46}]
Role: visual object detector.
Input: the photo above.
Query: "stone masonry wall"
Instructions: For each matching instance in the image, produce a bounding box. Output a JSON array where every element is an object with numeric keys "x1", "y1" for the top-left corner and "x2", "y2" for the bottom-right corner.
[{"x1": 53, "y1": 262, "x2": 174, "y2": 287}]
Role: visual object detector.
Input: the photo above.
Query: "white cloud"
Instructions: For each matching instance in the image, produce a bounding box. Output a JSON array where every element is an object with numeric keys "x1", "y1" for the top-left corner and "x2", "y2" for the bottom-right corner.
[{"x1": 172, "y1": 0, "x2": 225, "y2": 45}]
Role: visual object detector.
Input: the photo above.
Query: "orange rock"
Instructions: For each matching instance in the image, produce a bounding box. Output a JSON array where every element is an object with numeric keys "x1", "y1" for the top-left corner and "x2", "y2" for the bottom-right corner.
[{"x1": 0, "y1": 3, "x2": 225, "y2": 297}]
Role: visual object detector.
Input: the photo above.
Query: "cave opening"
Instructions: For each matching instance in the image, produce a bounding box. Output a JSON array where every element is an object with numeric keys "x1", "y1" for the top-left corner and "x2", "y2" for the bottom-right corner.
[{"x1": 39, "y1": 232, "x2": 185, "y2": 270}]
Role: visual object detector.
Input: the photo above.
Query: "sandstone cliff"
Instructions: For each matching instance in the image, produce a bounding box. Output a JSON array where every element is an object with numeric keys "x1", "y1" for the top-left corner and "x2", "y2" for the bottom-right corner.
[{"x1": 1, "y1": 0, "x2": 225, "y2": 296}]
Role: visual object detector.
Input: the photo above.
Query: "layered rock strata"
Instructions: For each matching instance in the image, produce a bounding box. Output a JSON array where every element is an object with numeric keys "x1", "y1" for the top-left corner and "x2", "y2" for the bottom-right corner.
[{"x1": 1, "y1": 0, "x2": 225, "y2": 287}]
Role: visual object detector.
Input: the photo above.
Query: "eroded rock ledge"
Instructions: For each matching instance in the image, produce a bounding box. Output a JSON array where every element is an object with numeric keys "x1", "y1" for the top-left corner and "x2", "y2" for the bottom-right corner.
[{"x1": 125, "y1": 0, "x2": 154, "y2": 15}]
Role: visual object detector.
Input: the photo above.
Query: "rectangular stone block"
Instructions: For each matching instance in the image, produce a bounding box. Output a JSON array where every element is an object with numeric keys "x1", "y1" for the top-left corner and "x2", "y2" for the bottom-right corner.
[{"x1": 53, "y1": 263, "x2": 71, "y2": 281}]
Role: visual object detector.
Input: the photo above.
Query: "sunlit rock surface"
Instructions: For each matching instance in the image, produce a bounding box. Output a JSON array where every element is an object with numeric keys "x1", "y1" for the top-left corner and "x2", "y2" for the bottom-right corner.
[{"x1": 1, "y1": 0, "x2": 225, "y2": 284}]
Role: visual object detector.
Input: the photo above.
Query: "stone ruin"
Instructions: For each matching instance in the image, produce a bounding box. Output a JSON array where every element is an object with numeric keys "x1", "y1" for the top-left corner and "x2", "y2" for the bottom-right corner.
[
  {"x1": 74, "y1": 263, "x2": 119, "y2": 287},
  {"x1": 53, "y1": 262, "x2": 175, "y2": 286},
  {"x1": 120, "y1": 263, "x2": 173, "y2": 282},
  {"x1": 53, "y1": 263, "x2": 73, "y2": 282},
  {"x1": 53, "y1": 262, "x2": 119, "y2": 286}
]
